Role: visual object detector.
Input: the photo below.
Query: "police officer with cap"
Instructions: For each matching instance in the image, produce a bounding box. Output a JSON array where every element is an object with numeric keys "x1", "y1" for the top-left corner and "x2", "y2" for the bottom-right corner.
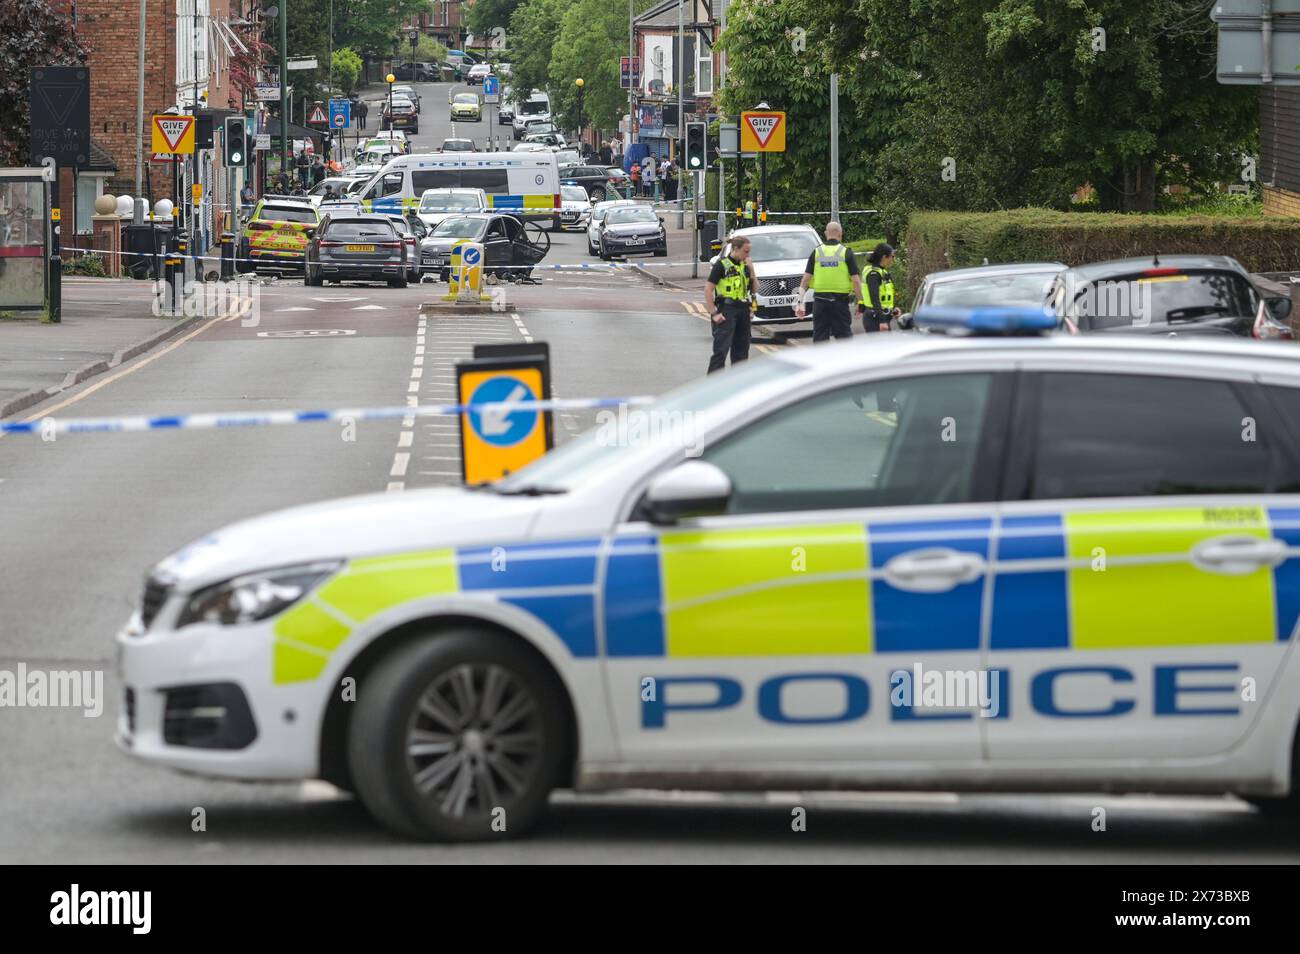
[
  {"x1": 795, "y1": 221, "x2": 863, "y2": 341},
  {"x1": 703, "y1": 234, "x2": 758, "y2": 373}
]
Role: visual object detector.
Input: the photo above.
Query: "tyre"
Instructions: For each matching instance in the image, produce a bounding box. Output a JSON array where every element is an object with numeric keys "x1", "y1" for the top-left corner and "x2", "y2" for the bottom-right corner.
[
  {"x1": 346, "y1": 628, "x2": 568, "y2": 840},
  {"x1": 549, "y1": 216, "x2": 561, "y2": 233},
  {"x1": 653, "y1": 246, "x2": 667, "y2": 257},
  {"x1": 389, "y1": 274, "x2": 408, "y2": 288},
  {"x1": 304, "y1": 265, "x2": 320, "y2": 286},
  {"x1": 235, "y1": 238, "x2": 254, "y2": 274}
]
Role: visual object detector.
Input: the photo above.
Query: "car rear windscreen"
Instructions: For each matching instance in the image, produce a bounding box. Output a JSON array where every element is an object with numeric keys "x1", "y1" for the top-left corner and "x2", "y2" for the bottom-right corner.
[
  {"x1": 325, "y1": 220, "x2": 397, "y2": 239},
  {"x1": 259, "y1": 205, "x2": 316, "y2": 223},
  {"x1": 1074, "y1": 270, "x2": 1258, "y2": 329}
]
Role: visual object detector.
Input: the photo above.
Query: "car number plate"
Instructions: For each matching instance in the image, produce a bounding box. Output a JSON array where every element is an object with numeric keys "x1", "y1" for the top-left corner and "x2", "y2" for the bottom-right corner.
[
  {"x1": 769, "y1": 295, "x2": 797, "y2": 306},
  {"x1": 626, "y1": 238, "x2": 644, "y2": 245},
  {"x1": 346, "y1": 244, "x2": 375, "y2": 252}
]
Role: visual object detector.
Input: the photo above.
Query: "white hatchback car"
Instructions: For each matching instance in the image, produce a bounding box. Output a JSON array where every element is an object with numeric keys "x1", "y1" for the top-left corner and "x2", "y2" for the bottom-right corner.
[{"x1": 117, "y1": 313, "x2": 1300, "y2": 840}]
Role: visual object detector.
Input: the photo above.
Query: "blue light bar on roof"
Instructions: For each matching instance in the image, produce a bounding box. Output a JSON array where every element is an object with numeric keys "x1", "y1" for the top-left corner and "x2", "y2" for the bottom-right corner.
[{"x1": 912, "y1": 305, "x2": 1058, "y2": 335}]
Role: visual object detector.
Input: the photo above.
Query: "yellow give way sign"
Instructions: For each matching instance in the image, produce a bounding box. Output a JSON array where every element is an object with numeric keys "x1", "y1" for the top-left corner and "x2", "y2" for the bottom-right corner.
[
  {"x1": 740, "y1": 110, "x2": 786, "y2": 152},
  {"x1": 457, "y1": 363, "x2": 552, "y2": 484},
  {"x1": 151, "y1": 114, "x2": 196, "y2": 154}
]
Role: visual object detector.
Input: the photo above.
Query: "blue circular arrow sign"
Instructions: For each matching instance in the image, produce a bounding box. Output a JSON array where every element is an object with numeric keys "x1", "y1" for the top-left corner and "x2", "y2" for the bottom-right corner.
[{"x1": 469, "y1": 376, "x2": 538, "y2": 447}]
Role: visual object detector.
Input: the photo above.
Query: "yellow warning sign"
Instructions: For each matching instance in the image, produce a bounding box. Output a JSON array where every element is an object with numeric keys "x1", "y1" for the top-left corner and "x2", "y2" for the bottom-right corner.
[
  {"x1": 151, "y1": 114, "x2": 196, "y2": 155},
  {"x1": 192, "y1": 183, "x2": 203, "y2": 204},
  {"x1": 50, "y1": 208, "x2": 61, "y2": 222},
  {"x1": 457, "y1": 365, "x2": 550, "y2": 484}
]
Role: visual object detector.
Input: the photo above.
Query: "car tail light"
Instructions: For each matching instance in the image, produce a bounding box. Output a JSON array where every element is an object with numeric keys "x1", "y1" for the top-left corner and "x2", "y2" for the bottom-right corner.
[
  {"x1": 553, "y1": 193, "x2": 561, "y2": 208},
  {"x1": 376, "y1": 241, "x2": 403, "y2": 248},
  {"x1": 319, "y1": 240, "x2": 345, "y2": 248},
  {"x1": 1141, "y1": 267, "x2": 1182, "y2": 277},
  {"x1": 1253, "y1": 308, "x2": 1294, "y2": 341}
]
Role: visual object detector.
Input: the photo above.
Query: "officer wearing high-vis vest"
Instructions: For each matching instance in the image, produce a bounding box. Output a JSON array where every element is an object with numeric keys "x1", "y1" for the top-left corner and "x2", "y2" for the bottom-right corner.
[
  {"x1": 794, "y1": 221, "x2": 864, "y2": 342},
  {"x1": 859, "y1": 242, "x2": 902, "y2": 332},
  {"x1": 703, "y1": 234, "x2": 758, "y2": 373}
]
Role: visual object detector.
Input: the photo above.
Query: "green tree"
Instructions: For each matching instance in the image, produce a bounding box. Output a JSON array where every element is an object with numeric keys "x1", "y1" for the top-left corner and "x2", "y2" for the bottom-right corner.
[
  {"x1": 466, "y1": 0, "x2": 524, "y2": 38},
  {"x1": 0, "y1": 0, "x2": 90, "y2": 166},
  {"x1": 331, "y1": 47, "x2": 362, "y2": 94},
  {"x1": 547, "y1": 0, "x2": 655, "y2": 130},
  {"x1": 413, "y1": 34, "x2": 447, "y2": 63},
  {"x1": 508, "y1": 0, "x2": 565, "y2": 103}
]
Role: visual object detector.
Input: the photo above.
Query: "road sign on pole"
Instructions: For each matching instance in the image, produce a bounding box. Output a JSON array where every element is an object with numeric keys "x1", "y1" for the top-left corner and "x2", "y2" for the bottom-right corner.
[
  {"x1": 740, "y1": 110, "x2": 786, "y2": 152},
  {"x1": 620, "y1": 56, "x2": 641, "y2": 89},
  {"x1": 456, "y1": 353, "x2": 554, "y2": 484},
  {"x1": 483, "y1": 75, "x2": 499, "y2": 103},
  {"x1": 307, "y1": 102, "x2": 328, "y2": 126},
  {"x1": 329, "y1": 99, "x2": 351, "y2": 129},
  {"x1": 151, "y1": 114, "x2": 196, "y2": 154},
  {"x1": 29, "y1": 67, "x2": 91, "y2": 169}
]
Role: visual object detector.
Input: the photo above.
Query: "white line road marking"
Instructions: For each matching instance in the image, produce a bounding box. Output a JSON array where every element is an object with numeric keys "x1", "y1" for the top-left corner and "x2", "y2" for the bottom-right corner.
[
  {"x1": 386, "y1": 481, "x2": 405, "y2": 492},
  {"x1": 414, "y1": 355, "x2": 424, "y2": 365},
  {"x1": 419, "y1": 470, "x2": 462, "y2": 477},
  {"x1": 398, "y1": 430, "x2": 413, "y2": 448},
  {"x1": 407, "y1": 381, "x2": 420, "y2": 392},
  {"x1": 411, "y1": 367, "x2": 423, "y2": 379},
  {"x1": 415, "y1": 345, "x2": 425, "y2": 355},
  {"x1": 390, "y1": 453, "x2": 410, "y2": 477}
]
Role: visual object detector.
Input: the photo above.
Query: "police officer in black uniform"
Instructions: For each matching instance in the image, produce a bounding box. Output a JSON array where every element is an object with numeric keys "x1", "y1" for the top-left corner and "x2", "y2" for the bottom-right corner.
[{"x1": 703, "y1": 234, "x2": 758, "y2": 374}]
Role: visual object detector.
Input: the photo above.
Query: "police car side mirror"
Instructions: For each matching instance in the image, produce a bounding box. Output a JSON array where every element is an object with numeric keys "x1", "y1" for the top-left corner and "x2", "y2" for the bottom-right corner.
[{"x1": 643, "y1": 460, "x2": 732, "y2": 524}]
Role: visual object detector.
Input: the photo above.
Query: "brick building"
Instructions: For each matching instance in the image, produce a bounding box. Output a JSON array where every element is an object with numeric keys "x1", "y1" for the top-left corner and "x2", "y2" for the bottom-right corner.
[{"x1": 1261, "y1": 86, "x2": 1300, "y2": 218}]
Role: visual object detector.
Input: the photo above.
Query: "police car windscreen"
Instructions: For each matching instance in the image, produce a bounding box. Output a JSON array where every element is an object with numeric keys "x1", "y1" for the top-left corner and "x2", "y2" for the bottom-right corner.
[
  {"x1": 520, "y1": 99, "x2": 548, "y2": 115},
  {"x1": 1075, "y1": 270, "x2": 1257, "y2": 330},
  {"x1": 746, "y1": 232, "x2": 819, "y2": 262},
  {"x1": 929, "y1": 272, "x2": 1057, "y2": 308},
  {"x1": 421, "y1": 192, "x2": 482, "y2": 211},
  {"x1": 259, "y1": 205, "x2": 316, "y2": 223}
]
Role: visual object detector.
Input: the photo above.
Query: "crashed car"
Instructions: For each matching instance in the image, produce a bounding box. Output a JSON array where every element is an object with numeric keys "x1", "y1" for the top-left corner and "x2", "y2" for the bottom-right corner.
[{"x1": 419, "y1": 212, "x2": 551, "y2": 283}]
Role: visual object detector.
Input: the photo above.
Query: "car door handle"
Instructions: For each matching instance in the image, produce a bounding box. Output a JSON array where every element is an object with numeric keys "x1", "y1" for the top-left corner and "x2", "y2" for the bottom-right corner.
[
  {"x1": 883, "y1": 548, "x2": 986, "y2": 594},
  {"x1": 1191, "y1": 535, "x2": 1287, "y2": 575}
]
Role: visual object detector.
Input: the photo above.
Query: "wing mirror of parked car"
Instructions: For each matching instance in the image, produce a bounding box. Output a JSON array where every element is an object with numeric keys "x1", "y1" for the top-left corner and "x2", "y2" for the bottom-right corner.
[{"x1": 1266, "y1": 297, "x2": 1293, "y2": 322}]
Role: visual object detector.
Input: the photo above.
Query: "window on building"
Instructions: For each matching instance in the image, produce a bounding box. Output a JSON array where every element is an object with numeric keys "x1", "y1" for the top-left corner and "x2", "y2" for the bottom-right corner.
[
  {"x1": 697, "y1": 39, "x2": 713, "y2": 95},
  {"x1": 653, "y1": 47, "x2": 664, "y2": 83},
  {"x1": 75, "y1": 175, "x2": 103, "y2": 234}
]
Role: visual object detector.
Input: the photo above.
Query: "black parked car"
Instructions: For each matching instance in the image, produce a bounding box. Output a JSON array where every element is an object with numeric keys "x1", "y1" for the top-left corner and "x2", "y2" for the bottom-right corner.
[
  {"x1": 598, "y1": 205, "x2": 667, "y2": 260},
  {"x1": 1049, "y1": 255, "x2": 1293, "y2": 339},
  {"x1": 304, "y1": 214, "x2": 408, "y2": 287},
  {"x1": 559, "y1": 164, "x2": 616, "y2": 199}
]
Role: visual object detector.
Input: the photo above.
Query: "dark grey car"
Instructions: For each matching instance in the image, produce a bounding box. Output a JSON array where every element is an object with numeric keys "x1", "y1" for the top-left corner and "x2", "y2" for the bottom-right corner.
[
  {"x1": 599, "y1": 205, "x2": 667, "y2": 259},
  {"x1": 304, "y1": 215, "x2": 407, "y2": 287}
]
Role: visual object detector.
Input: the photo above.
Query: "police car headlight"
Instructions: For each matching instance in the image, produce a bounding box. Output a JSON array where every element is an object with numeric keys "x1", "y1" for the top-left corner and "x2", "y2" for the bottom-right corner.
[{"x1": 176, "y1": 562, "x2": 342, "y2": 628}]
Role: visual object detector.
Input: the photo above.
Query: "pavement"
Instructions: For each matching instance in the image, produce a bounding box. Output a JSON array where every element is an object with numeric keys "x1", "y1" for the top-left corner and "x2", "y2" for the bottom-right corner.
[{"x1": 0, "y1": 279, "x2": 235, "y2": 419}]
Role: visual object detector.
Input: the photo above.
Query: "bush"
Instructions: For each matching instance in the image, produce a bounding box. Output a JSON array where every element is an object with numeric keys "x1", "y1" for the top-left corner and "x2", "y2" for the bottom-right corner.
[
  {"x1": 62, "y1": 252, "x2": 107, "y2": 277},
  {"x1": 903, "y1": 207, "x2": 1300, "y2": 299}
]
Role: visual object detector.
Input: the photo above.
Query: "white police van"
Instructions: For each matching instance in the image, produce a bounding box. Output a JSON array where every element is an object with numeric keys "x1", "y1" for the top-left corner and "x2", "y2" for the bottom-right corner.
[
  {"x1": 117, "y1": 306, "x2": 1300, "y2": 840},
  {"x1": 357, "y1": 151, "x2": 560, "y2": 223}
]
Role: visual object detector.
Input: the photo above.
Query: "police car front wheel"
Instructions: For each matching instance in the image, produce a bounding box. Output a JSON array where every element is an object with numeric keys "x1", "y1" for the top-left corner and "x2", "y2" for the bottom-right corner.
[{"x1": 346, "y1": 628, "x2": 570, "y2": 841}]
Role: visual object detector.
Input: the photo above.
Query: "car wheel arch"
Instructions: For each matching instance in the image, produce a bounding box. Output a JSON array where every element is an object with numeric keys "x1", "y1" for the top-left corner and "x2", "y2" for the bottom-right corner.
[{"x1": 317, "y1": 610, "x2": 581, "y2": 793}]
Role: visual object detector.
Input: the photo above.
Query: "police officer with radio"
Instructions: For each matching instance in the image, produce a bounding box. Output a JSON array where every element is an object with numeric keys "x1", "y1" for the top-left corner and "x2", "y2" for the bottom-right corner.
[
  {"x1": 795, "y1": 221, "x2": 864, "y2": 342},
  {"x1": 859, "y1": 242, "x2": 901, "y2": 332},
  {"x1": 703, "y1": 234, "x2": 758, "y2": 374}
]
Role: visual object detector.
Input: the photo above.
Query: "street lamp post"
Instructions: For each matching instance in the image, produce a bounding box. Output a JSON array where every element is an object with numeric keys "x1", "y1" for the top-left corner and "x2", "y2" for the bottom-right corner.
[
  {"x1": 386, "y1": 72, "x2": 396, "y2": 131},
  {"x1": 574, "y1": 78, "x2": 585, "y2": 155}
]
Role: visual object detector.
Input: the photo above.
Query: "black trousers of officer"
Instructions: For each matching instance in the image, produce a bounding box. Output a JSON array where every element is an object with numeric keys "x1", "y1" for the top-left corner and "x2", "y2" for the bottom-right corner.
[
  {"x1": 708, "y1": 300, "x2": 751, "y2": 374},
  {"x1": 812, "y1": 294, "x2": 853, "y2": 342}
]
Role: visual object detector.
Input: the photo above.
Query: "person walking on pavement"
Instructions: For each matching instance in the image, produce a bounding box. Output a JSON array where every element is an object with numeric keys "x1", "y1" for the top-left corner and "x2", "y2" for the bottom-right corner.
[
  {"x1": 630, "y1": 161, "x2": 641, "y2": 196},
  {"x1": 311, "y1": 155, "x2": 326, "y2": 187},
  {"x1": 859, "y1": 242, "x2": 901, "y2": 333},
  {"x1": 662, "y1": 158, "x2": 677, "y2": 202},
  {"x1": 704, "y1": 234, "x2": 758, "y2": 374},
  {"x1": 643, "y1": 152, "x2": 657, "y2": 201},
  {"x1": 599, "y1": 141, "x2": 612, "y2": 165},
  {"x1": 794, "y1": 221, "x2": 864, "y2": 342},
  {"x1": 295, "y1": 150, "x2": 310, "y2": 188},
  {"x1": 355, "y1": 99, "x2": 368, "y2": 130}
]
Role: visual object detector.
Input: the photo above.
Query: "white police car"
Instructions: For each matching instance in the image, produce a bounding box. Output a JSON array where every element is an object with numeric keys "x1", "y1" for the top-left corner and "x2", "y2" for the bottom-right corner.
[{"x1": 117, "y1": 307, "x2": 1300, "y2": 840}]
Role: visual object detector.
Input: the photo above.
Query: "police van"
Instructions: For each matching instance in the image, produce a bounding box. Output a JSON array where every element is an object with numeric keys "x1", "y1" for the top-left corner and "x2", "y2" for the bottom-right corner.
[
  {"x1": 117, "y1": 307, "x2": 1300, "y2": 841},
  {"x1": 356, "y1": 151, "x2": 560, "y2": 222}
]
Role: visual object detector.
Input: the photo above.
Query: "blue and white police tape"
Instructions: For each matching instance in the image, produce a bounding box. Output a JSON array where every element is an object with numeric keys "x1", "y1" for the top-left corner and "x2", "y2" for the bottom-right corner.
[{"x1": 0, "y1": 396, "x2": 654, "y2": 437}]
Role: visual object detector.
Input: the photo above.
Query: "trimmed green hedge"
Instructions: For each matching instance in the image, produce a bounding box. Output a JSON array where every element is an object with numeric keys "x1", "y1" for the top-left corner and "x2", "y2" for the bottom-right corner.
[{"x1": 904, "y1": 207, "x2": 1300, "y2": 300}]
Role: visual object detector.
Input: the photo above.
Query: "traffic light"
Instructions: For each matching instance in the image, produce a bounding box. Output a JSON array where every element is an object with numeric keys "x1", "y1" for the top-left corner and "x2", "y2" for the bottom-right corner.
[
  {"x1": 685, "y1": 121, "x2": 706, "y2": 173},
  {"x1": 224, "y1": 116, "x2": 248, "y2": 168}
]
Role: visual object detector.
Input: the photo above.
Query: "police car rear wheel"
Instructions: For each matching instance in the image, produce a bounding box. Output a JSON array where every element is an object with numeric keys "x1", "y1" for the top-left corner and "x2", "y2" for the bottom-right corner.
[{"x1": 347, "y1": 629, "x2": 567, "y2": 841}]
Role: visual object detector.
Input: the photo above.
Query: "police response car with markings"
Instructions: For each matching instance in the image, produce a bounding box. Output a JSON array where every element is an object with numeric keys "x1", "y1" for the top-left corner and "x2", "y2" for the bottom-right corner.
[{"x1": 118, "y1": 307, "x2": 1300, "y2": 840}]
